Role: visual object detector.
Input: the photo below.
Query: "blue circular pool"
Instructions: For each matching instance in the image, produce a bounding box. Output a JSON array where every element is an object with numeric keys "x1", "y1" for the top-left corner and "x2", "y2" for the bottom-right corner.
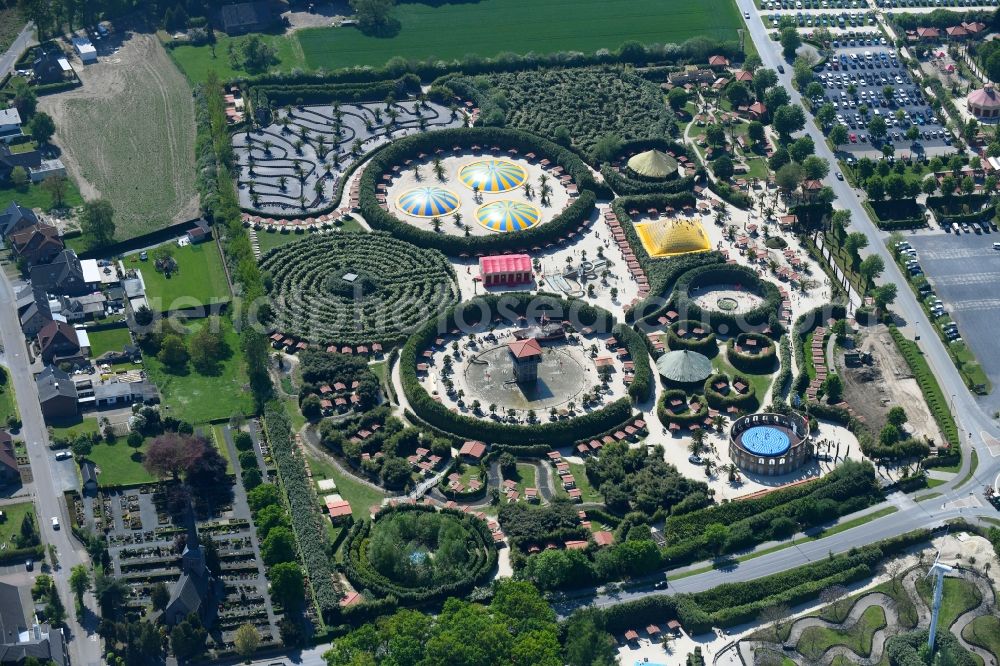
[{"x1": 741, "y1": 426, "x2": 791, "y2": 457}]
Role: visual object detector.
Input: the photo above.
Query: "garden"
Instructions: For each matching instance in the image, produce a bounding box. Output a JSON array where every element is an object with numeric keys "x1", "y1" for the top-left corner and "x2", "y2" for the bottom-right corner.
[
  {"x1": 132, "y1": 242, "x2": 231, "y2": 312},
  {"x1": 260, "y1": 232, "x2": 459, "y2": 347},
  {"x1": 449, "y1": 66, "x2": 677, "y2": 159},
  {"x1": 342, "y1": 504, "x2": 497, "y2": 604},
  {"x1": 86, "y1": 326, "x2": 134, "y2": 359}
]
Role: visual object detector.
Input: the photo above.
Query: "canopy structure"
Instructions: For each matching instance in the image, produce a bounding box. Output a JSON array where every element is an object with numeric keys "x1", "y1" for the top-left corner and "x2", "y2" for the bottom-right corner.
[
  {"x1": 459, "y1": 159, "x2": 528, "y2": 193},
  {"x1": 626, "y1": 149, "x2": 678, "y2": 179},
  {"x1": 635, "y1": 218, "x2": 711, "y2": 258},
  {"x1": 395, "y1": 186, "x2": 461, "y2": 217},
  {"x1": 476, "y1": 200, "x2": 541, "y2": 233},
  {"x1": 655, "y1": 349, "x2": 712, "y2": 384}
]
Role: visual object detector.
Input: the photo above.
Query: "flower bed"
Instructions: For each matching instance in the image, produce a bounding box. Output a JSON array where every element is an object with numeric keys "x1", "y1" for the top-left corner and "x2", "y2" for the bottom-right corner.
[{"x1": 260, "y1": 232, "x2": 459, "y2": 347}]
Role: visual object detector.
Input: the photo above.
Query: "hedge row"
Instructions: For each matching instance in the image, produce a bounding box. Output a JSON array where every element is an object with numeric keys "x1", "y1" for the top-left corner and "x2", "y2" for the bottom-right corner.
[
  {"x1": 341, "y1": 504, "x2": 497, "y2": 604},
  {"x1": 772, "y1": 335, "x2": 792, "y2": 402},
  {"x1": 251, "y1": 74, "x2": 420, "y2": 106},
  {"x1": 656, "y1": 389, "x2": 709, "y2": 427},
  {"x1": 726, "y1": 333, "x2": 777, "y2": 373},
  {"x1": 888, "y1": 325, "x2": 960, "y2": 449},
  {"x1": 401, "y1": 293, "x2": 636, "y2": 445},
  {"x1": 672, "y1": 263, "x2": 783, "y2": 333},
  {"x1": 876, "y1": 217, "x2": 927, "y2": 230},
  {"x1": 790, "y1": 304, "x2": 847, "y2": 402},
  {"x1": 614, "y1": 323, "x2": 654, "y2": 402},
  {"x1": 666, "y1": 320, "x2": 718, "y2": 355},
  {"x1": 702, "y1": 373, "x2": 758, "y2": 412},
  {"x1": 262, "y1": 402, "x2": 341, "y2": 620}
]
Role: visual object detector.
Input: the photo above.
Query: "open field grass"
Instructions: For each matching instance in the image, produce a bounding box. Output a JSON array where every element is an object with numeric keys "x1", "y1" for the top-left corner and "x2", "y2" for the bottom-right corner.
[
  {"x1": 306, "y1": 452, "x2": 385, "y2": 521},
  {"x1": 510, "y1": 463, "x2": 536, "y2": 496},
  {"x1": 915, "y1": 576, "x2": 981, "y2": 634},
  {"x1": 166, "y1": 32, "x2": 305, "y2": 85},
  {"x1": 555, "y1": 461, "x2": 601, "y2": 503},
  {"x1": 87, "y1": 326, "x2": 133, "y2": 358},
  {"x1": 0, "y1": 502, "x2": 35, "y2": 549},
  {"x1": 0, "y1": 369, "x2": 16, "y2": 425},
  {"x1": 712, "y1": 352, "x2": 774, "y2": 401},
  {"x1": 87, "y1": 438, "x2": 156, "y2": 486},
  {"x1": 797, "y1": 605, "x2": 886, "y2": 662},
  {"x1": 48, "y1": 416, "x2": 100, "y2": 442},
  {"x1": 130, "y1": 242, "x2": 230, "y2": 311},
  {"x1": 143, "y1": 317, "x2": 254, "y2": 424},
  {"x1": 255, "y1": 218, "x2": 365, "y2": 255},
  {"x1": 964, "y1": 616, "x2": 1000, "y2": 666},
  {"x1": 0, "y1": 179, "x2": 85, "y2": 213},
  {"x1": 298, "y1": 0, "x2": 743, "y2": 70},
  {"x1": 39, "y1": 34, "x2": 198, "y2": 241}
]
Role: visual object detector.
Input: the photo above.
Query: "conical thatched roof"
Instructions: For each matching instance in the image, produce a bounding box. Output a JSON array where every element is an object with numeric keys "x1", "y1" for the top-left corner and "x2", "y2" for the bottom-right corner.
[
  {"x1": 655, "y1": 349, "x2": 712, "y2": 384},
  {"x1": 626, "y1": 149, "x2": 678, "y2": 179}
]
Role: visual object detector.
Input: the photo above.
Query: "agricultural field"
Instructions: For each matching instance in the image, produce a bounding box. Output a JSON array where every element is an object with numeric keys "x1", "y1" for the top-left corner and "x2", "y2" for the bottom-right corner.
[
  {"x1": 297, "y1": 0, "x2": 743, "y2": 70},
  {"x1": 38, "y1": 34, "x2": 198, "y2": 241},
  {"x1": 143, "y1": 317, "x2": 254, "y2": 425},
  {"x1": 458, "y1": 66, "x2": 676, "y2": 157},
  {"x1": 130, "y1": 242, "x2": 231, "y2": 311}
]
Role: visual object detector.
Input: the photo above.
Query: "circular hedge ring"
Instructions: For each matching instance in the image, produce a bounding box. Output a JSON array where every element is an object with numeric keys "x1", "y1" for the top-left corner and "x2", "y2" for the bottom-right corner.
[
  {"x1": 666, "y1": 319, "x2": 718, "y2": 355},
  {"x1": 726, "y1": 332, "x2": 778, "y2": 373},
  {"x1": 342, "y1": 505, "x2": 497, "y2": 603},
  {"x1": 260, "y1": 232, "x2": 458, "y2": 347},
  {"x1": 717, "y1": 297, "x2": 739, "y2": 312},
  {"x1": 703, "y1": 372, "x2": 758, "y2": 412}
]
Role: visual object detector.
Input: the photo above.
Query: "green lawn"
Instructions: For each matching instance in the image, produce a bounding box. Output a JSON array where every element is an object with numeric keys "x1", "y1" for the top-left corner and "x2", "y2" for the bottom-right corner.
[
  {"x1": 130, "y1": 242, "x2": 231, "y2": 312},
  {"x1": 964, "y1": 616, "x2": 1000, "y2": 666},
  {"x1": 0, "y1": 178, "x2": 84, "y2": 213},
  {"x1": 48, "y1": 416, "x2": 100, "y2": 442},
  {"x1": 554, "y1": 462, "x2": 602, "y2": 503},
  {"x1": 0, "y1": 502, "x2": 35, "y2": 549},
  {"x1": 143, "y1": 317, "x2": 254, "y2": 424},
  {"x1": 305, "y1": 452, "x2": 385, "y2": 521},
  {"x1": 255, "y1": 218, "x2": 366, "y2": 256},
  {"x1": 744, "y1": 157, "x2": 770, "y2": 181},
  {"x1": 796, "y1": 605, "x2": 886, "y2": 662},
  {"x1": 167, "y1": 32, "x2": 306, "y2": 85},
  {"x1": 0, "y1": 374, "x2": 17, "y2": 426},
  {"x1": 510, "y1": 462, "x2": 536, "y2": 496},
  {"x1": 297, "y1": 0, "x2": 744, "y2": 70},
  {"x1": 915, "y1": 576, "x2": 982, "y2": 634},
  {"x1": 712, "y1": 353, "x2": 774, "y2": 401},
  {"x1": 87, "y1": 326, "x2": 133, "y2": 358},
  {"x1": 86, "y1": 439, "x2": 156, "y2": 487}
]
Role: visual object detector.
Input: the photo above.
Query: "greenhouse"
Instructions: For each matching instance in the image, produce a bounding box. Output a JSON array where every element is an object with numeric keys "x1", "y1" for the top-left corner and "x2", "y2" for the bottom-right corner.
[
  {"x1": 635, "y1": 217, "x2": 712, "y2": 258},
  {"x1": 459, "y1": 159, "x2": 529, "y2": 193},
  {"x1": 395, "y1": 186, "x2": 462, "y2": 217},
  {"x1": 626, "y1": 149, "x2": 678, "y2": 179},
  {"x1": 475, "y1": 200, "x2": 541, "y2": 233}
]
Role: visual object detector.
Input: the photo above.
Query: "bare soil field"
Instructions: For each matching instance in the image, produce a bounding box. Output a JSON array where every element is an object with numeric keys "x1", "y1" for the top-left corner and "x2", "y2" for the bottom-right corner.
[
  {"x1": 40, "y1": 32, "x2": 198, "y2": 240},
  {"x1": 836, "y1": 324, "x2": 942, "y2": 444}
]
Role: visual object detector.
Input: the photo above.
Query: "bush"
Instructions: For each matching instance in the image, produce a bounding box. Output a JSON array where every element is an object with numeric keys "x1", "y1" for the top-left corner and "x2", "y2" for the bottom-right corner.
[{"x1": 772, "y1": 335, "x2": 792, "y2": 402}]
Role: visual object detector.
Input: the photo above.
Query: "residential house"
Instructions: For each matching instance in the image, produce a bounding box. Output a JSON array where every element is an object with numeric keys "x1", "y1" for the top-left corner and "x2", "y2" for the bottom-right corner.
[
  {"x1": 9, "y1": 223, "x2": 64, "y2": 267},
  {"x1": 667, "y1": 68, "x2": 715, "y2": 87},
  {"x1": 36, "y1": 320, "x2": 81, "y2": 364},
  {"x1": 16, "y1": 287, "x2": 51, "y2": 338},
  {"x1": 708, "y1": 55, "x2": 730, "y2": 68},
  {"x1": 0, "y1": 202, "x2": 38, "y2": 238},
  {"x1": 0, "y1": 581, "x2": 66, "y2": 665},
  {"x1": 50, "y1": 292, "x2": 106, "y2": 322},
  {"x1": 35, "y1": 366, "x2": 79, "y2": 421},
  {"x1": 32, "y1": 45, "x2": 73, "y2": 84},
  {"x1": 219, "y1": 1, "x2": 275, "y2": 34},
  {"x1": 92, "y1": 380, "x2": 159, "y2": 408},
  {"x1": 0, "y1": 143, "x2": 38, "y2": 183},
  {"x1": 0, "y1": 109, "x2": 22, "y2": 144},
  {"x1": 185, "y1": 219, "x2": 211, "y2": 244},
  {"x1": 30, "y1": 250, "x2": 93, "y2": 296},
  {"x1": 0, "y1": 431, "x2": 20, "y2": 485}
]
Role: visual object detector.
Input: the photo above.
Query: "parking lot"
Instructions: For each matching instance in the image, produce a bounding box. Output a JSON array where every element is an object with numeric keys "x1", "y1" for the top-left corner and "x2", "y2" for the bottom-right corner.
[
  {"x1": 904, "y1": 231, "x2": 1000, "y2": 399},
  {"x1": 762, "y1": 8, "x2": 878, "y2": 30},
  {"x1": 813, "y1": 46, "x2": 953, "y2": 158}
]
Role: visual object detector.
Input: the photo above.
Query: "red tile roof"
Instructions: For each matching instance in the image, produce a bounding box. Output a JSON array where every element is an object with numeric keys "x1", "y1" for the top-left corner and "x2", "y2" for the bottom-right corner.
[
  {"x1": 508, "y1": 337, "x2": 543, "y2": 359},
  {"x1": 479, "y1": 253, "x2": 532, "y2": 275}
]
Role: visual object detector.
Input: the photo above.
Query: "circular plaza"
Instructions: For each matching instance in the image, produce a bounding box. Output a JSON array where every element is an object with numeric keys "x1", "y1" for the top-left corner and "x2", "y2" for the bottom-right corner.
[
  {"x1": 729, "y1": 412, "x2": 811, "y2": 476},
  {"x1": 691, "y1": 284, "x2": 766, "y2": 315},
  {"x1": 381, "y1": 151, "x2": 573, "y2": 237}
]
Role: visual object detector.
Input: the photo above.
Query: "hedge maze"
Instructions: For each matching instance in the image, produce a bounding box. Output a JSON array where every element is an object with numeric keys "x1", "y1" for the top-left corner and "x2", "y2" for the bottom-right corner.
[{"x1": 261, "y1": 232, "x2": 459, "y2": 347}]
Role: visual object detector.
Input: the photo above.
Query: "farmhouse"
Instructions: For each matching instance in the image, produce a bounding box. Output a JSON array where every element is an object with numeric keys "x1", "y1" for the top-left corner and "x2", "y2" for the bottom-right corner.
[
  {"x1": 0, "y1": 109, "x2": 22, "y2": 143},
  {"x1": 71, "y1": 37, "x2": 96, "y2": 63}
]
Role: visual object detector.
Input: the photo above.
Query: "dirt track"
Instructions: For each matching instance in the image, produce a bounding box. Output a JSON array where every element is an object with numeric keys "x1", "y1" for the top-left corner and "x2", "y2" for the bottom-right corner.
[
  {"x1": 836, "y1": 324, "x2": 942, "y2": 445},
  {"x1": 40, "y1": 31, "x2": 198, "y2": 236}
]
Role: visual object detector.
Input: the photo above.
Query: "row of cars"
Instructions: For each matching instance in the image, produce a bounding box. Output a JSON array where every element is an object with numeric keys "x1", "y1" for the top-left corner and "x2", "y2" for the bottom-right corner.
[
  {"x1": 768, "y1": 11, "x2": 876, "y2": 27},
  {"x1": 876, "y1": 0, "x2": 997, "y2": 6},
  {"x1": 895, "y1": 240, "x2": 964, "y2": 343},
  {"x1": 761, "y1": 0, "x2": 868, "y2": 8}
]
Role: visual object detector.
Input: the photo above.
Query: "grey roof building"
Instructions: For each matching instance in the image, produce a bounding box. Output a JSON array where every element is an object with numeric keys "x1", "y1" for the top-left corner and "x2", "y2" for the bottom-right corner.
[
  {"x1": 0, "y1": 581, "x2": 66, "y2": 666},
  {"x1": 35, "y1": 366, "x2": 79, "y2": 421},
  {"x1": 30, "y1": 249, "x2": 92, "y2": 296},
  {"x1": 0, "y1": 202, "x2": 38, "y2": 238}
]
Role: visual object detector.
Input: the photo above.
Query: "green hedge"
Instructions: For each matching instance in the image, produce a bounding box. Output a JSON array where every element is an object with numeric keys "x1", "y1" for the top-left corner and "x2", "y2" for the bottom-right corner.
[
  {"x1": 726, "y1": 333, "x2": 777, "y2": 373},
  {"x1": 252, "y1": 74, "x2": 420, "y2": 106},
  {"x1": 359, "y1": 127, "x2": 601, "y2": 255},
  {"x1": 656, "y1": 389, "x2": 709, "y2": 427},
  {"x1": 341, "y1": 504, "x2": 497, "y2": 604},
  {"x1": 888, "y1": 326, "x2": 960, "y2": 449},
  {"x1": 599, "y1": 138, "x2": 697, "y2": 196},
  {"x1": 673, "y1": 263, "x2": 783, "y2": 332},
  {"x1": 614, "y1": 323, "x2": 654, "y2": 402},
  {"x1": 262, "y1": 403, "x2": 341, "y2": 621},
  {"x1": 772, "y1": 335, "x2": 792, "y2": 403},
  {"x1": 702, "y1": 373, "x2": 758, "y2": 412},
  {"x1": 666, "y1": 320, "x2": 718, "y2": 355},
  {"x1": 401, "y1": 293, "x2": 636, "y2": 445}
]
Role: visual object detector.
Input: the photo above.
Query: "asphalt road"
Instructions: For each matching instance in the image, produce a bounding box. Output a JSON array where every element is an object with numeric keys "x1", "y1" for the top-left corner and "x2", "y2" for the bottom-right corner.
[
  {"x1": 0, "y1": 23, "x2": 35, "y2": 80},
  {"x1": 0, "y1": 272, "x2": 101, "y2": 666}
]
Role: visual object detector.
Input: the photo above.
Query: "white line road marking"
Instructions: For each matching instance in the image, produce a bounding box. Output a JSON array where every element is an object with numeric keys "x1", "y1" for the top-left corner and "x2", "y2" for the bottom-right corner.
[{"x1": 982, "y1": 431, "x2": 1000, "y2": 458}]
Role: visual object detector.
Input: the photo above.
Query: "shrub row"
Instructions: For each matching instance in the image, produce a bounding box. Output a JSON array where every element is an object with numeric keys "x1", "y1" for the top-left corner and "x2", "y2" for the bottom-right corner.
[
  {"x1": 341, "y1": 504, "x2": 497, "y2": 604},
  {"x1": 772, "y1": 335, "x2": 792, "y2": 403},
  {"x1": 888, "y1": 325, "x2": 960, "y2": 449},
  {"x1": 726, "y1": 333, "x2": 777, "y2": 373},
  {"x1": 790, "y1": 304, "x2": 847, "y2": 402},
  {"x1": 656, "y1": 389, "x2": 709, "y2": 427},
  {"x1": 614, "y1": 323, "x2": 654, "y2": 402},
  {"x1": 262, "y1": 402, "x2": 341, "y2": 621},
  {"x1": 251, "y1": 74, "x2": 420, "y2": 106},
  {"x1": 401, "y1": 293, "x2": 636, "y2": 445},
  {"x1": 875, "y1": 217, "x2": 927, "y2": 230}
]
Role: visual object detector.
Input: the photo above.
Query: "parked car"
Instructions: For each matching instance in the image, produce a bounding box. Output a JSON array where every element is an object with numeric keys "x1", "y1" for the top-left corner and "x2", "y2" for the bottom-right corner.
[{"x1": 51, "y1": 517, "x2": 60, "y2": 530}]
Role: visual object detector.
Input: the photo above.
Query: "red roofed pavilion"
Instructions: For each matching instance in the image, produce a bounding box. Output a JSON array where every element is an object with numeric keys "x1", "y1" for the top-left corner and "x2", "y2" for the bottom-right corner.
[{"x1": 479, "y1": 253, "x2": 533, "y2": 287}]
